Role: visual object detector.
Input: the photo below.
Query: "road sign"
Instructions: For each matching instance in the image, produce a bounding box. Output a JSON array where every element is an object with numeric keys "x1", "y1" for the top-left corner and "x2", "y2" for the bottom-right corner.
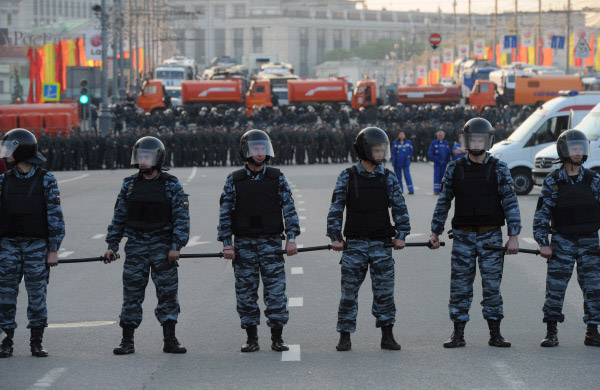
[
  {"x1": 551, "y1": 35, "x2": 565, "y2": 50},
  {"x1": 504, "y1": 35, "x2": 517, "y2": 49},
  {"x1": 574, "y1": 38, "x2": 590, "y2": 59},
  {"x1": 429, "y1": 33, "x2": 442, "y2": 50},
  {"x1": 41, "y1": 82, "x2": 60, "y2": 102}
]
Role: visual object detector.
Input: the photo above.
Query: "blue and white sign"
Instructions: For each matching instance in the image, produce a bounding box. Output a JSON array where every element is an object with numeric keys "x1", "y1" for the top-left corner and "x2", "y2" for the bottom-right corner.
[
  {"x1": 551, "y1": 36, "x2": 565, "y2": 50},
  {"x1": 41, "y1": 82, "x2": 60, "y2": 102},
  {"x1": 503, "y1": 35, "x2": 517, "y2": 50}
]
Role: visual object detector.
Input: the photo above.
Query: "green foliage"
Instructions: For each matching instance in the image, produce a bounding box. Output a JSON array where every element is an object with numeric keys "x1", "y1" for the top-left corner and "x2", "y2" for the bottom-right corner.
[{"x1": 323, "y1": 39, "x2": 425, "y2": 62}]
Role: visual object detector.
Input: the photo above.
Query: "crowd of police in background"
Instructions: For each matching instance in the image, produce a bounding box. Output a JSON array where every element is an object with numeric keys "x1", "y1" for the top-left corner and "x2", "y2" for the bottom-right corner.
[{"x1": 36, "y1": 101, "x2": 532, "y2": 171}]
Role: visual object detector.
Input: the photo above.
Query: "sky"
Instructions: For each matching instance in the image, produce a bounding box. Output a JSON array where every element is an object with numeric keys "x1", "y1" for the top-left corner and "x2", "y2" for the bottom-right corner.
[{"x1": 363, "y1": 0, "x2": 595, "y2": 14}]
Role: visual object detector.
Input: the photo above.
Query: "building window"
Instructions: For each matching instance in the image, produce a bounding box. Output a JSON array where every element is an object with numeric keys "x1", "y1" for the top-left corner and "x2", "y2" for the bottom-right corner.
[
  {"x1": 33, "y1": 0, "x2": 38, "y2": 15},
  {"x1": 58, "y1": 0, "x2": 62, "y2": 16},
  {"x1": 299, "y1": 28, "x2": 309, "y2": 77},
  {"x1": 332, "y1": 12, "x2": 344, "y2": 20},
  {"x1": 176, "y1": 30, "x2": 186, "y2": 56},
  {"x1": 234, "y1": 5, "x2": 246, "y2": 18},
  {"x1": 214, "y1": 28, "x2": 226, "y2": 57},
  {"x1": 194, "y1": 29, "x2": 206, "y2": 64},
  {"x1": 76, "y1": 2, "x2": 81, "y2": 18},
  {"x1": 316, "y1": 11, "x2": 327, "y2": 19},
  {"x1": 7, "y1": 13, "x2": 11, "y2": 26},
  {"x1": 350, "y1": 30, "x2": 360, "y2": 49},
  {"x1": 214, "y1": 5, "x2": 225, "y2": 19},
  {"x1": 234, "y1": 28, "x2": 244, "y2": 63},
  {"x1": 317, "y1": 29, "x2": 326, "y2": 64},
  {"x1": 194, "y1": 6, "x2": 205, "y2": 18},
  {"x1": 252, "y1": 28, "x2": 263, "y2": 53},
  {"x1": 381, "y1": 13, "x2": 393, "y2": 22},
  {"x1": 365, "y1": 12, "x2": 377, "y2": 21},
  {"x1": 52, "y1": 0, "x2": 57, "y2": 17},
  {"x1": 333, "y1": 29, "x2": 342, "y2": 49},
  {"x1": 348, "y1": 13, "x2": 360, "y2": 21},
  {"x1": 366, "y1": 30, "x2": 374, "y2": 42}
]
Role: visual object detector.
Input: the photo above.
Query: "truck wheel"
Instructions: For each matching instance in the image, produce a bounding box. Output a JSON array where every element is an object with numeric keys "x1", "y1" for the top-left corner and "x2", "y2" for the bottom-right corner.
[{"x1": 511, "y1": 168, "x2": 533, "y2": 195}]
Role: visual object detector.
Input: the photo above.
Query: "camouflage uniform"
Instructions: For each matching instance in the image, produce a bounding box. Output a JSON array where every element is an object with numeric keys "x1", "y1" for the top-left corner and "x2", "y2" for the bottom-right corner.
[
  {"x1": 106, "y1": 171, "x2": 190, "y2": 328},
  {"x1": 217, "y1": 165, "x2": 300, "y2": 329},
  {"x1": 533, "y1": 166, "x2": 600, "y2": 325},
  {"x1": 0, "y1": 167, "x2": 65, "y2": 330},
  {"x1": 431, "y1": 154, "x2": 521, "y2": 322},
  {"x1": 327, "y1": 162, "x2": 410, "y2": 333}
]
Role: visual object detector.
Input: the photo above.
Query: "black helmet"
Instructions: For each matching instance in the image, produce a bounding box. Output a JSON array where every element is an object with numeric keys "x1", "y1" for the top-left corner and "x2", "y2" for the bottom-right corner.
[
  {"x1": 461, "y1": 118, "x2": 494, "y2": 156},
  {"x1": 239, "y1": 129, "x2": 275, "y2": 164},
  {"x1": 556, "y1": 129, "x2": 589, "y2": 165},
  {"x1": 353, "y1": 127, "x2": 390, "y2": 163},
  {"x1": 130, "y1": 136, "x2": 167, "y2": 170},
  {"x1": 0, "y1": 128, "x2": 46, "y2": 164}
]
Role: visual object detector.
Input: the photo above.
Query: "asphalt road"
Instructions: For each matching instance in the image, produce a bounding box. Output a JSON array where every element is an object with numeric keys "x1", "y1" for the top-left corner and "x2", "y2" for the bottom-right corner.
[{"x1": 0, "y1": 162, "x2": 598, "y2": 390}]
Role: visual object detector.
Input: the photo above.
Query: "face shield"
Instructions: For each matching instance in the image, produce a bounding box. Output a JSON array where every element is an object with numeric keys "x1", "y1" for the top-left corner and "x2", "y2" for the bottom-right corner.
[
  {"x1": 0, "y1": 139, "x2": 19, "y2": 158},
  {"x1": 559, "y1": 139, "x2": 589, "y2": 159},
  {"x1": 243, "y1": 139, "x2": 275, "y2": 159},
  {"x1": 366, "y1": 141, "x2": 390, "y2": 162},
  {"x1": 461, "y1": 133, "x2": 494, "y2": 152},
  {"x1": 131, "y1": 148, "x2": 161, "y2": 167}
]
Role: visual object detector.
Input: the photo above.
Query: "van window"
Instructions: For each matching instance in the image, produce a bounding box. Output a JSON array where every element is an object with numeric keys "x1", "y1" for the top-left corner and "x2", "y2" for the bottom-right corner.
[
  {"x1": 525, "y1": 115, "x2": 569, "y2": 147},
  {"x1": 254, "y1": 85, "x2": 265, "y2": 94},
  {"x1": 144, "y1": 85, "x2": 157, "y2": 94},
  {"x1": 528, "y1": 81, "x2": 540, "y2": 88},
  {"x1": 478, "y1": 84, "x2": 489, "y2": 93}
]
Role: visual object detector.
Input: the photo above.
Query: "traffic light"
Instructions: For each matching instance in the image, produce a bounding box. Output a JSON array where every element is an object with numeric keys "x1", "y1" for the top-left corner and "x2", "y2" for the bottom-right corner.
[{"x1": 80, "y1": 79, "x2": 89, "y2": 104}]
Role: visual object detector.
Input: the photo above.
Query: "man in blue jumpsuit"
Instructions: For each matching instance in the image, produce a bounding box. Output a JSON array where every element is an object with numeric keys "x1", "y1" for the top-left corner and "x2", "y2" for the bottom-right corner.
[
  {"x1": 327, "y1": 127, "x2": 410, "y2": 352},
  {"x1": 105, "y1": 136, "x2": 190, "y2": 355},
  {"x1": 429, "y1": 118, "x2": 521, "y2": 348},
  {"x1": 218, "y1": 129, "x2": 300, "y2": 353},
  {"x1": 0, "y1": 128, "x2": 65, "y2": 358},
  {"x1": 533, "y1": 129, "x2": 600, "y2": 348},
  {"x1": 428, "y1": 130, "x2": 451, "y2": 195},
  {"x1": 391, "y1": 130, "x2": 414, "y2": 194}
]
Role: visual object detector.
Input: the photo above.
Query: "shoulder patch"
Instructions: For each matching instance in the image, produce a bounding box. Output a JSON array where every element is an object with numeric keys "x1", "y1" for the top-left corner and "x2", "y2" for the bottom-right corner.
[
  {"x1": 56, "y1": 192, "x2": 61, "y2": 204},
  {"x1": 182, "y1": 197, "x2": 189, "y2": 210}
]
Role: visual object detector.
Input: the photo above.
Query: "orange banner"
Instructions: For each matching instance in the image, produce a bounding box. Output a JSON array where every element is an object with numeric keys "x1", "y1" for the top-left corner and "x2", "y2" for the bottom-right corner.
[{"x1": 542, "y1": 48, "x2": 553, "y2": 66}]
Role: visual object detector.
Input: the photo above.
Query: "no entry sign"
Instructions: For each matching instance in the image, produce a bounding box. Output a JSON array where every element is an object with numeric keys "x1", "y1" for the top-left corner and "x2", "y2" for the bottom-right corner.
[{"x1": 429, "y1": 33, "x2": 442, "y2": 49}]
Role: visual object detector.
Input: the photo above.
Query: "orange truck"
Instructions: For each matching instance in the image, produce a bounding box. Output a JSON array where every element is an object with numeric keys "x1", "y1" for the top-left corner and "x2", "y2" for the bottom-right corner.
[
  {"x1": 0, "y1": 103, "x2": 80, "y2": 137},
  {"x1": 138, "y1": 79, "x2": 244, "y2": 114},
  {"x1": 469, "y1": 75, "x2": 583, "y2": 110},
  {"x1": 396, "y1": 85, "x2": 461, "y2": 105}
]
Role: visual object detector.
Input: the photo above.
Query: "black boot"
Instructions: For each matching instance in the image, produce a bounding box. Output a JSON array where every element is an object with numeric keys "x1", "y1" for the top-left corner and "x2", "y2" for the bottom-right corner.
[
  {"x1": 487, "y1": 319, "x2": 511, "y2": 347},
  {"x1": 0, "y1": 329, "x2": 14, "y2": 358},
  {"x1": 30, "y1": 328, "x2": 48, "y2": 357},
  {"x1": 162, "y1": 321, "x2": 187, "y2": 354},
  {"x1": 443, "y1": 321, "x2": 466, "y2": 348},
  {"x1": 584, "y1": 324, "x2": 600, "y2": 347},
  {"x1": 113, "y1": 326, "x2": 135, "y2": 355},
  {"x1": 540, "y1": 321, "x2": 559, "y2": 347},
  {"x1": 336, "y1": 332, "x2": 351, "y2": 351},
  {"x1": 270, "y1": 327, "x2": 289, "y2": 352},
  {"x1": 380, "y1": 325, "x2": 401, "y2": 350},
  {"x1": 241, "y1": 325, "x2": 259, "y2": 353}
]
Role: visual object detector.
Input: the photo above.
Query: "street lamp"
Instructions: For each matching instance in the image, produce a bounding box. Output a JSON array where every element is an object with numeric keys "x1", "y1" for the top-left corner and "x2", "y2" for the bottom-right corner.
[{"x1": 93, "y1": 2, "x2": 112, "y2": 135}]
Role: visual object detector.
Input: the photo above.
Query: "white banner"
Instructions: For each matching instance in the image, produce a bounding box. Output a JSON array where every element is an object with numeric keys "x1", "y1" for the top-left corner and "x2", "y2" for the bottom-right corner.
[
  {"x1": 473, "y1": 39, "x2": 485, "y2": 57},
  {"x1": 442, "y1": 48, "x2": 453, "y2": 63},
  {"x1": 430, "y1": 56, "x2": 440, "y2": 70},
  {"x1": 417, "y1": 65, "x2": 426, "y2": 79},
  {"x1": 458, "y1": 44, "x2": 469, "y2": 59},
  {"x1": 521, "y1": 29, "x2": 534, "y2": 47},
  {"x1": 85, "y1": 29, "x2": 112, "y2": 60},
  {"x1": 544, "y1": 29, "x2": 558, "y2": 49},
  {"x1": 405, "y1": 70, "x2": 415, "y2": 84},
  {"x1": 501, "y1": 35, "x2": 513, "y2": 53}
]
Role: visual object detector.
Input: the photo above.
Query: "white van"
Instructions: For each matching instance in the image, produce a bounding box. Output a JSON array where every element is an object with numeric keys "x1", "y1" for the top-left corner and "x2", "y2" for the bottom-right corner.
[
  {"x1": 489, "y1": 91, "x2": 600, "y2": 194},
  {"x1": 532, "y1": 102, "x2": 600, "y2": 185}
]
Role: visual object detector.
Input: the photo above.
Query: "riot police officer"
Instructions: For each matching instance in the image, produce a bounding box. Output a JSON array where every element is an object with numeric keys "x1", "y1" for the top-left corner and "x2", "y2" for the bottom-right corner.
[
  {"x1": 104, "y1": 136, "x2": 190, "y2": 355},
  {"x1": 533, "y1": 129, "x2": 600, "y2": 348},
  {"x1": 0, "y1": 129, "x2": 65, "y2": 358},
  {"x1": 217, "y1": 129, "x2": 300, "y2": 353},
  {"x1": 327, "y1": 127, "x2": 410, "y2": 352},
  {"x1": 429, "y1": 118, "x2": 521, "y2": 349}
]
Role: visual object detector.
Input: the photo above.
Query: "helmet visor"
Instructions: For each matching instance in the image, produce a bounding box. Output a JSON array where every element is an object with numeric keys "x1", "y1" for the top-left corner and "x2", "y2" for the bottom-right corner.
[
  {"x1": 0, "y1": 139, "x2": 19, "y2": 158},
  {"x1": 245, "y1": 140, "x2": 275, "y2": 158},
  {"x1": 558, "y1": 139, "x2": 589, "y2": 159},
  {"x1": 461, "y1": 133, "x2": 494, "y2": 152},
  {"x1": 131, "y1": 148, "x2": 160, "y2": 166},
  {"x1": 366, "y1": 141, "x2": 390, "y2": 162}
]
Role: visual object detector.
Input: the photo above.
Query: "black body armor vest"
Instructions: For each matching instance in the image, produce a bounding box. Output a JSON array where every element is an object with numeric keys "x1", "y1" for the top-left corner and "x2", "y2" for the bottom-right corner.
[
  {"x1": 343, "y1": 166, "x2": 396, "y2": 239},
  {"x1": 451, "y1": 157, "x2": 505, "y2": 228},
  {"x1": 231, "y1": 167, "x2": 284, "y2": 237},
  {"x1": 551, "y1": 169, "x2": 600, "y2": 235},
  {"x1": 126, "y1": 173, "x2": 172, "y2": 232},
  {"x1": 0, "y1": 168, "x2": 48, "y2": 238}
]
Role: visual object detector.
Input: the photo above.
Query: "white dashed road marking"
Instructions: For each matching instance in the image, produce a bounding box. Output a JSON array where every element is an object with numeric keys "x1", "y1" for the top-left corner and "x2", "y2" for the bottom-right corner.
[
  {"x1": 297, "y1": 244, "x2": 304, "y2": 248},
  {"x1": 58, "y1": 251, "x2": 74, "y2": 258},
  {"x1": 300, "y1": 227, "x2": 306, "y2": 233},
  {"x1": 29, "y1": 367, "x2": 68, "y2": 389},
  {"x1": 296, "y1": 194, "x2": 303, "y2": 198},
  {"x1": 48, "y1": 321, "x2": 116, "y2": 329},
  {"x1": 186, "y1": 236, "x2": 211, "y2": 247},
  {"x1": 186, "y1": 167, "x2": 197, "y2": 183},
  {"x1": 298, "y1": 208, "x2": 306, "y2": 211},
  {"x1": 291, "y1": 267, "x2": 304, "y2": 275},
  {"x1": 288, "y1": 297, "x2": 303, "y2": 307},
  {"x1": 58, "y1": 174, "x2": 89, "y2": 184},
  {"x1": 299, "y1": 216, "x2": 306, "y2": 220},
  {"x1": 281, "y1": 344, "x2": 301, "y2": 361},
  {"x1": 492, "y1": 361, "x2": 526, "y2": 390},
  {"x1": 298, "y1": 201, "x2": 305, "y2": 204},
  {"x1": 92, "y1": 234, "x2": 105, "y2": 239}
]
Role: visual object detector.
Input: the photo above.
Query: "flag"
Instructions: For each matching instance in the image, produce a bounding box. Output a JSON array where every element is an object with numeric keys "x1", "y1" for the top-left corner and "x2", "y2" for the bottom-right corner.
[{"x1": 26, "y1": 47, "x2": 36, "y2": 103}]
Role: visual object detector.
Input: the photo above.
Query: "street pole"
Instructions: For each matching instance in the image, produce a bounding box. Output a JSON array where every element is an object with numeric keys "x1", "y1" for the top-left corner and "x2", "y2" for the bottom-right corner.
[
  {"x1": 118, "y1": 0, "x2": 126, "y2": 100},
  {"x1": 112, "y1": 0, "x2": 119, "y2": 104},
  {"x1": 515, "y1": 0, "x2": 518, "y2": 63},
  {"x1": 537, "y1": 0, "x2": 541, "y2": 65},
  {"x1": 468, "y1": 0, "x2": 472, "y2": 58},
  {"x1": 99, "y1": 0, "x2": 113, "y2": 135},
  {"x1": 134, "y1": 0, "x2": 140, "y2": 92},
  {"x1": 453, "y1": 0, "x2": 456, "y2": 59},
  {"x1": 425, "y1": 18, "x2": 430, "y2": 85},
  {"x1": 128, "y1": 0, "x2": 134, "y2": 94},
  {"x1": 494, "y1": 0, "x2": 498, "y2": 64},
  {"x1": 566, "y1": 0, "x2": 571, "y2": 74}
]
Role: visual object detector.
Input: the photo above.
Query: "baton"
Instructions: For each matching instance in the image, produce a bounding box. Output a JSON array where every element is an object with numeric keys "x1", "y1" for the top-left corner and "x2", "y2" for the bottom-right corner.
[
  {"x1": 58, "y1": 253, "x2": 121, "y2": 264},
  {"x1": 484, "y1": 245, "x2": 600, "y2": 256}
]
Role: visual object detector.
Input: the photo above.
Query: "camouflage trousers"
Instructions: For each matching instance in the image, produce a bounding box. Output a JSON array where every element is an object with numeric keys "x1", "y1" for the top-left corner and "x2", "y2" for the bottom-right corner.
[
  {"x1": 119, "y1": 240, "x2": 180, "y2": 328},
  {"x1": 449, "y1": 228, "x2": 504, "y2": 323},
  {"x1": 544, "y1": 233, "x2": 600, "y2": 325},
  {"x1": 337, "y1": 238, "x2": 396, "y2": 333},
  {"x1": 0, "y1": 237, "x2": 49, "y2": 330},
  {"x1": 233, "y1": 236, "x2": 289, "y2": 329}
]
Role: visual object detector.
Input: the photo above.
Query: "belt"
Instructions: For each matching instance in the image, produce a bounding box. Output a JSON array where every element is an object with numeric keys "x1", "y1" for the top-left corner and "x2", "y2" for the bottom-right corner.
[{"x1": 455, "y1": 225, "x2": 499, "y2": 232}]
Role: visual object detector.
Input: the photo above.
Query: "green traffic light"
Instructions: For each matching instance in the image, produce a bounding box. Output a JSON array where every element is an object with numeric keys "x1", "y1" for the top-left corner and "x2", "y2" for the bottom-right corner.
[{"x1": 80, "y1": 94, "x2": 89, "y2": 104}]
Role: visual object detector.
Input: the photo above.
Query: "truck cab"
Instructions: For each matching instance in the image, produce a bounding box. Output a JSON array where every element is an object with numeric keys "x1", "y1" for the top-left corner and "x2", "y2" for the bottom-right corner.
[
  {"x1": 469, "y1": 80, "x2": 497, "y2": 112},
  {"x1": 138, "y1": 80, "x2": 166, "y2": 113},
  {"x1": 245, "y1": 79, "x2": 274, "y2": 114},
  {"x1": 351, "y1": 79, "x2": 377, "y2": 110},
  {"x1": 489, "y1": 91, "x2": 600, "y2": 194}
]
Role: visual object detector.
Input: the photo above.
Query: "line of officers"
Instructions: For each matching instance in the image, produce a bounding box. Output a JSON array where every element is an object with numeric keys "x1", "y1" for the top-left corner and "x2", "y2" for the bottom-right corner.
[{"x1": 1, "y1": 118, "x2": 600, "y2": 359}]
